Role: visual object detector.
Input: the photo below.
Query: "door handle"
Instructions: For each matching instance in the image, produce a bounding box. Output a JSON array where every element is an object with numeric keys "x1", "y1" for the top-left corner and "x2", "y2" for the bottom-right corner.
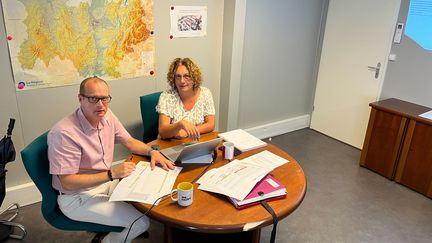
[{"x1": 367, "y1": 62, "x2": 381, "y2": 78}]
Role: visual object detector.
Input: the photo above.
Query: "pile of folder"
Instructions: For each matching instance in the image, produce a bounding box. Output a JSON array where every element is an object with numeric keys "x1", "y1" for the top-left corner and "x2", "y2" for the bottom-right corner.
[
  {"x1": 196, "y1": 150, "x2": 289, "y2": 209},
  {"x1": 228, "y1": 174, "x2": 286, "y2": 209}
]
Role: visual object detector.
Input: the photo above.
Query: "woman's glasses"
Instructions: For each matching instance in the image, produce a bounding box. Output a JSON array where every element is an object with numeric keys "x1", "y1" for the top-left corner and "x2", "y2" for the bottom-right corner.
[
  {"x1": 174, "y1": 74, "x2": 191, "y2": 81},
  {"x1": 80, "y1": 94, "x2": 112, "y2": 104}
]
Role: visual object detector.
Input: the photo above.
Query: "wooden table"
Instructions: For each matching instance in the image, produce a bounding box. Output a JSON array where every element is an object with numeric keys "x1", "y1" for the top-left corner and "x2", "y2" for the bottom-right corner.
[{"x1": 130, "y1": 132, "x2": 307, "y2": 243}]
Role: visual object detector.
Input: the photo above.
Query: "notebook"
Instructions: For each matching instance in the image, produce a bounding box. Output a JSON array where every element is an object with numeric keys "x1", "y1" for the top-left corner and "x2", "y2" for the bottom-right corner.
[
  {"x1": 228, "y1": 174, "x2": 287, "y2": 209},
  {"x1": 218, "y1": 129, "x2": 267, "y2": 152},
  {"x1": 159, "y1": 137, "x2": 222, "y2": 164}
]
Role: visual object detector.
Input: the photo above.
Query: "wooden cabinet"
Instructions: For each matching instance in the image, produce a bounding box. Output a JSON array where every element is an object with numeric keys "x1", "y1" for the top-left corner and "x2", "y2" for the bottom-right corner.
[
  {"x1": 360, "y1": 107, "x2": 407, "y2": 179},
  {"x1": 360, "y1": 98, "x2": 432, "y2": 198},
  {"x1": 395, "y1": 120, "x2": 432, "y2": 197}
]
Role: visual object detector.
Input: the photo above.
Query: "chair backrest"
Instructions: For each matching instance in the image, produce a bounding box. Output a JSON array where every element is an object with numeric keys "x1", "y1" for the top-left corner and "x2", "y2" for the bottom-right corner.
[
  {"x1": 140, "y1": 91, "x2": 162, "y2": 143},
  {"x1": 21, "y1": 132, "x2": 122, "y2": 232}
]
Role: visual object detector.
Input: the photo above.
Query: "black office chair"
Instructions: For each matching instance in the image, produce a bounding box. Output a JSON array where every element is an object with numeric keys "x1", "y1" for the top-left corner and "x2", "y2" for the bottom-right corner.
[
  {"x1": 0, "y1": 118, "x2": 26, "y2": 240},
  {"x1": 0, "y1": 203, "x2": 26, "y2": 240},
  {"x1": 140, "y1": 92, "x2": 162, "y2": 143}
]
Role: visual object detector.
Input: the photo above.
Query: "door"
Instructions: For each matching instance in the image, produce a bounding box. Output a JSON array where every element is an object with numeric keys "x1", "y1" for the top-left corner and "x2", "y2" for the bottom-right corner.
[{"x1": 310, "y1": 0, "x2": 401, "y2": 148}]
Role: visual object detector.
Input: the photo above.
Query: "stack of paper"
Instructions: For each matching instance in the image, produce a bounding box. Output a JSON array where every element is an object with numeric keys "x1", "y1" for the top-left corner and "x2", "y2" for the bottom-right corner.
[
  {"x1": 419, "y1": 110, "x2": 432, "y2": 120},
  {"x1": 196, "y1": 150, "x2": 289, "y2": 201},
  {"x1": 197, "y1": 159, "x2": 271, "y2": 200},
  {"x1": 218, "y1": 129, "x2": 267, "y2": 152},
  {"x1": 228, "y1": 174, "x2": 287, "y2": 209},
  {"x1": 109, "y1": 161, "x2": 182, "y2": 205}
]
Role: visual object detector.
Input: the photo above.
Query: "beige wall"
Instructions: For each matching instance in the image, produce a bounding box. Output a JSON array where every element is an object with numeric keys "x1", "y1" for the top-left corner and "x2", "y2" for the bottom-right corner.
[
  {"x1": 0, "y1": 0, "x2": 224, "y2": 187},
  {"x1": 1, "y1": 0, "x2": 328, "y2": 207}
]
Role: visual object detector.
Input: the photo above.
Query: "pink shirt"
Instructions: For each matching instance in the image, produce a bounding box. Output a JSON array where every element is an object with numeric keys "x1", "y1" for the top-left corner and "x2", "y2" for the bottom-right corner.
[{"x1": 48, "y1": 108, "x2": 131, "y2": 193}]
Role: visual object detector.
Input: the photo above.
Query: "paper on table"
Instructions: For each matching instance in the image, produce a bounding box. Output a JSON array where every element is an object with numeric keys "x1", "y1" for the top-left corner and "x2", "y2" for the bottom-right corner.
[
  {"x1": 197, "y1": 160, "x2": 271, "y2": 200},
  {"x1": 109, "y1": 161, "x2": 182, "y2": 205},
  {"x1": 196, "y1": 150, "x2": 288, "y2": 200},
  {"x1": 243, "y1": 220, "x2": 265, "y2": 231},
  {"x1": 218, "y1": 129, "x2": 267, "y2": 152},
  {"x1": 419, "y1": 110, "x2": 432, "y2": 120},
  {"x1": 241, "y1": 150, "x2": 289, "y2": 169}
]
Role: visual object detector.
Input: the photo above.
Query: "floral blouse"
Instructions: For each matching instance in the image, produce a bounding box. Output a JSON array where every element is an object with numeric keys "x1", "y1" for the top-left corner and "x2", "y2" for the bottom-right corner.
[{"x1": 156, "y1": 87, "x2": 215, "y2": 125}]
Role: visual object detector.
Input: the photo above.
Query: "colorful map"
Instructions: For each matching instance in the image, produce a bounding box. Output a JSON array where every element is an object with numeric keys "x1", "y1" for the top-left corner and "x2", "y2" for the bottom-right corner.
[{"x1": 2, "y1": 0, "x2": 154, "y2": 91}]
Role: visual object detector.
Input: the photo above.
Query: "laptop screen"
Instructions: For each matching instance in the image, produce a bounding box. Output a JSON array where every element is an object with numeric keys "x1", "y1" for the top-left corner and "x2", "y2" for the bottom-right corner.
[{"x1": 160, "y1": 138, "x2": 222, "y2": 164}]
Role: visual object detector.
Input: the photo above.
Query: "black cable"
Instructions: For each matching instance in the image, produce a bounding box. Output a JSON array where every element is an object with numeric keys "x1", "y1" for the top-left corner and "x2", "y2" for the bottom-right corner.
[
  {"x1": 122, "y1": 148, "x2": 218, "y2": 242},
  {"x1": 190, "y1": 148, "x2": 218, "y2": 183},
  {"x1": 122, "y1": 193, "x2": 170, "y2": 243},
  {"x1": 259, "y1": 192, "x2": 278, "y2": 243},
  {"x1": 191, "y1": 163, "x2": 212, "y2": 184}
]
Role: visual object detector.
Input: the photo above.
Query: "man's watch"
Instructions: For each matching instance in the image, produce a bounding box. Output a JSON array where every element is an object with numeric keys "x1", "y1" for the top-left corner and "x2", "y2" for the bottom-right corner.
[
  {"x1": 146, "y1": 149, "x2": 154, "y2": 157},
  {"x1": 107, "y1": 170, "x2": 114, "y2": 181},
  {"x1": 147, "y1": 144, "x2": 160, "y2": 157}
]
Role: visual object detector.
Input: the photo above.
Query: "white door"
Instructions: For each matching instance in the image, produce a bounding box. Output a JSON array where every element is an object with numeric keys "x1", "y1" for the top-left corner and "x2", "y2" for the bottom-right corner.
[{"x1": 310, "y1": 0, "x2": 401, "y2": 149}]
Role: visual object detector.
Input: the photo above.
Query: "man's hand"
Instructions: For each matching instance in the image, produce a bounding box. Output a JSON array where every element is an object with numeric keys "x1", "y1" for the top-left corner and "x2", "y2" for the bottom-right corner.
[
  {"x1": 180, "y1": 120, "x2": 200, "y2": 140},
  {"x1": 111, "y1": 162, "x2": 136, "y2": 179},
  {"x1": 150, "y1": 150, "x2": 175, "y2": 171}
]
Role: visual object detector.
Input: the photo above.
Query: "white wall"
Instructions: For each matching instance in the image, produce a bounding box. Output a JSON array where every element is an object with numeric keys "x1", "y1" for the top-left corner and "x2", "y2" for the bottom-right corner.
[
  {"x1": 236, "y1": 0, "x2": 325, "y2": 136},
  {"x1": 380, "y1": 0, "x2": 432, "y2": 107},
  {"x1": 0, "y1": 0, "x2": 224, "y2": 192},
  {"x1": 1, "y1": 0, "x2": 327, "y2": 208},
  {"x1": 219, "y1": 0, "x2": 326, "y2": 137}
]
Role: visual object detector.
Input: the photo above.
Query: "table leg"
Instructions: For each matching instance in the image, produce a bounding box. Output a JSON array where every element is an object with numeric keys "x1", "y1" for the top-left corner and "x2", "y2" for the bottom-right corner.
[
  {"x1": 163, "y1": 224, "x2": 261, "y2": 243},
  {"x1": 164, "y1": 224, "x2": 173, "y2": 243},
  {"x1": 250, "y1": 228, "x2": 261, "y2": 243}
]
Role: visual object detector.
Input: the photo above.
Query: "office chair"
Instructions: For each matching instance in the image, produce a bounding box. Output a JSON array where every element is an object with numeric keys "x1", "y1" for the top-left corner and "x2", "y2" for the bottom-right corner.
[
  {"x1": 140, "y1": 92, "x2": 162, "y2": 143},
  {"x1": 0, "y1": 203, "x2": 26, "y2": 240},
  {"x1": 20, "y1": 132, "x2": 124, "y2": 237}
]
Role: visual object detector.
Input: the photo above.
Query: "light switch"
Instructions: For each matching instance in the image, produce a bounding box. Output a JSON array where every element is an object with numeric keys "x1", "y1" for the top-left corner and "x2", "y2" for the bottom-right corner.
[{"x1": 394, "y1": 23, "x2": 404, "y2": 44}]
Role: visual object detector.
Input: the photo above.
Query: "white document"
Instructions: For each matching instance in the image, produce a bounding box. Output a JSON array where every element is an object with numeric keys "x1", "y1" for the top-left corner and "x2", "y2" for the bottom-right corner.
[
  {"x1": 197, "y1": 160, "x2": 270, "y2": 200},
  {"x1": 419, "y1": 110, "x2": 432, "y2": 120},
  {"x1": 170, "y1": 6, "x2": 207, "y2": 38},
  {"x1": 109, "y1": 161, "x2": 182, "y2": 205},
  {"x1": 242, "y1": 150, "x2": 289, "y2": 169},
  {"x1": 196, "y1": 150, "x2": 289, "y2": 201},
  {"x1": 218, "y1": 129, "x2": 267, "y2": 152}
]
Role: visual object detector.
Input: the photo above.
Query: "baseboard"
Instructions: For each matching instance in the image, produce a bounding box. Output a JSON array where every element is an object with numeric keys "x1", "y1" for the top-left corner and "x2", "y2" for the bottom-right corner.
[
  {"x1": 1, "y1": 182, "x2": 41, "y2": 211},
  {"x1": 244, "y1": 114, "x2": 310, "y2": 139},
  {"x1": 0, "y1": 117, "x2": 309, "y2": 211}
]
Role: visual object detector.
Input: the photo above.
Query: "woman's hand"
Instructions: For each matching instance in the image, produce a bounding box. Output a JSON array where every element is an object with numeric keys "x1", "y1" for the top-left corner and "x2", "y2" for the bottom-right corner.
[
  {"x1": 180, "y1": 120, "x2": 200, "y2": 140},
  {"x1": 175, "y1": 129, "x2": 188, "y2": 139}
]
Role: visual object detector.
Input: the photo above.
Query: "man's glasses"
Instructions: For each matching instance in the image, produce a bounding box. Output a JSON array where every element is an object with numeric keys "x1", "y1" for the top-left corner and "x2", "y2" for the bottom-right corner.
[
  {"x1": 174, "y1": 74, "x2": 191, "y2": 81},
  {"x1": 80, "y1": 94, "x2": 112, "y2": 104}
]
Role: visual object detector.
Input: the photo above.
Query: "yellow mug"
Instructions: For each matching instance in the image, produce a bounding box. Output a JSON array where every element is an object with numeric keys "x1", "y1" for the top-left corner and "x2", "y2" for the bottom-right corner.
[{"x1": 170, "y1": 182, "x2": 193, "y2": 207}]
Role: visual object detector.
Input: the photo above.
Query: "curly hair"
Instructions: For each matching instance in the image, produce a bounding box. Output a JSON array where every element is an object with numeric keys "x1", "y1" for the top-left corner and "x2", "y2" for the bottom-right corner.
[{"x1": 167, "y1": 58, "x2": 202, "y2": 90}]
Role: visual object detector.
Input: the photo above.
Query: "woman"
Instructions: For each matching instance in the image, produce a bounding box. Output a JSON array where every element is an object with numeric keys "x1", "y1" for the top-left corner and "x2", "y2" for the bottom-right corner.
[{"x1": 156, "y1": 58, "x2": 215, "y2": 140}]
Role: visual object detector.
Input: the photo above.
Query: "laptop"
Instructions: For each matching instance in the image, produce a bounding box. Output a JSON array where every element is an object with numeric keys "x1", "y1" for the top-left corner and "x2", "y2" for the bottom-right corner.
[{"x1": 159, "y1": 138, "x2": 223, "y2": 164}]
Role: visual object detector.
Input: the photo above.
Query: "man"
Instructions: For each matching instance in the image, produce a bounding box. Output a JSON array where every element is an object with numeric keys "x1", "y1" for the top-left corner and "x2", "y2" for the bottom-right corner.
[{"x1": 48, "y1": 76, "x2": 174, "y2": 243}]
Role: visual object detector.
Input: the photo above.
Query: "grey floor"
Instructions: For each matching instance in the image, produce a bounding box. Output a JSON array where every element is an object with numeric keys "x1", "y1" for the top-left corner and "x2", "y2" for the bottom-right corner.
[{"x1": 2, "y1": 128, "x2": 432, "y2": 242}]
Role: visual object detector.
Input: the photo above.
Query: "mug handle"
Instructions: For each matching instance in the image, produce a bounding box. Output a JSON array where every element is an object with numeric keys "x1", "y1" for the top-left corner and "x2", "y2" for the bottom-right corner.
[{"x1": 170, "y1": 189, "x2": 178, "y2": 201}]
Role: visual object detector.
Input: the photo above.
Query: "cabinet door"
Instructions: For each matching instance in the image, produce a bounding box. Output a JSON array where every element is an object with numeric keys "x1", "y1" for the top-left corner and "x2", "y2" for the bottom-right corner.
[
  {"x1": 395, "y1": 120, "x2": 432, "y2": 197},
  {"x1": 360, "y1": 108, "x2": 407, "y2": 179}
]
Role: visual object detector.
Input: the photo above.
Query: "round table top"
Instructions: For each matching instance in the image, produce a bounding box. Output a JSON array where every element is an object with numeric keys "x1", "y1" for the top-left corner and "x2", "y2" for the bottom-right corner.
[{"x1": 131, "y1": 132, "x2": 307, "y2": 233}]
